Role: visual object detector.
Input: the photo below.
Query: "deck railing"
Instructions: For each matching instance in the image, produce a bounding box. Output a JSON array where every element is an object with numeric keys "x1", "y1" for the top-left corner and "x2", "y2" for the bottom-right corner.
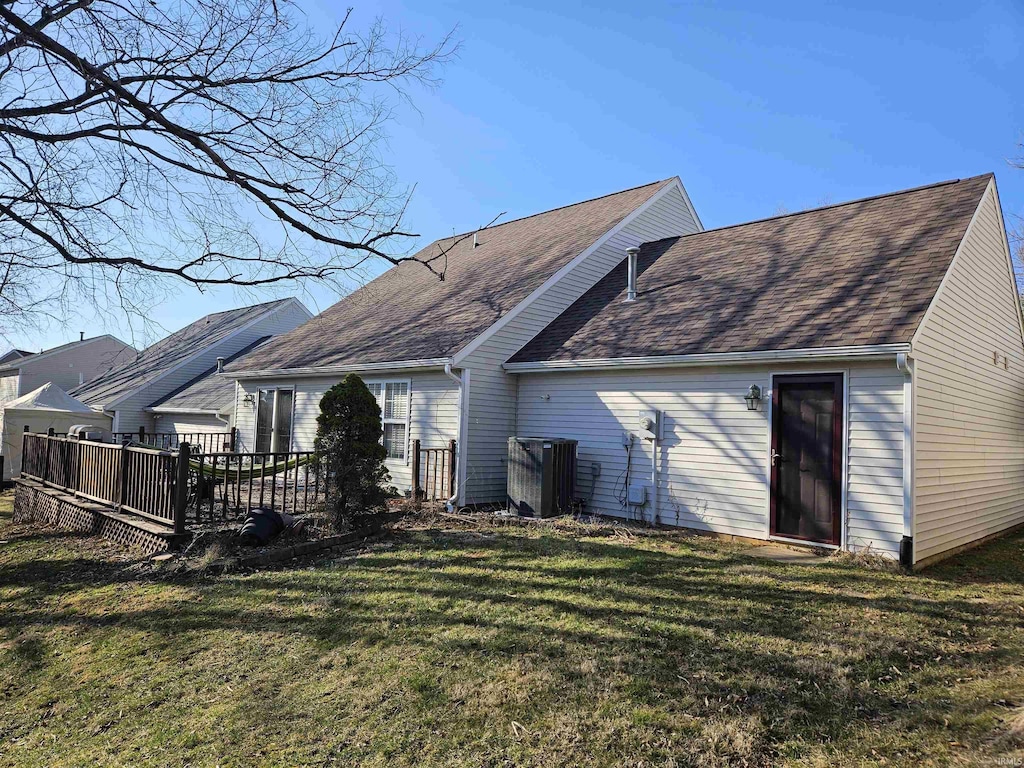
[
  {"x1": 43, "y1": 435, "x2": 79, "y2": 492},
  {"x1": 22, "y1": 432, "x2": 182, "y2": 529},
  {"x1": 121, "y1": 446, "x2": 177, "y2": 524},
  {"x1": 20, "y1": 432, "x2": 457, "y2": 532},
  {"x1": 113, "y1": 428, "x2": 236, "y2": 454},
  {"x1": 21, "y1": 432, "x2": 327, "y2": 531},
  {"x1": 187, "y1": 449, "x2": 323, "y2": 522},
  {"x1": 75, "y1": 440, "x2": 122, "y2": 505}
]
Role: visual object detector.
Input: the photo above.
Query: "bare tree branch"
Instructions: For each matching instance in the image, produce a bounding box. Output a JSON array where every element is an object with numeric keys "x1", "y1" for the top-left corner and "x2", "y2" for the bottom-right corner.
[{"x1": 0, "y1": 0, "x2": 457, "y2": 332}]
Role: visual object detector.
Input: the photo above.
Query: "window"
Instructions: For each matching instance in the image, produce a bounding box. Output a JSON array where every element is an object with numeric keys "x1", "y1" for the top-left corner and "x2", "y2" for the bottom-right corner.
[
  {"x1": 367, "y1": 381, "x2": 409, "y2": 460},
  {"x1": 255, "y1": 388, "x2": 294, "y2": 453}
]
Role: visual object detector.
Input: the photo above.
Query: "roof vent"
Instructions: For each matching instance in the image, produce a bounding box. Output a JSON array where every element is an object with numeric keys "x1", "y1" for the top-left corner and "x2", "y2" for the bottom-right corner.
[
  {"x1": 473, "y1": 232, "x2": 479, "y2": 248},
  {"x1": 216, "y1": 357, "x2": 225, "y2": 373},
  {"x1": 79, "y1": 331, "x2": 84, "y2": 341},
  {"x1": 624, "y1": 246, "x2": 640, "y2": 303}
]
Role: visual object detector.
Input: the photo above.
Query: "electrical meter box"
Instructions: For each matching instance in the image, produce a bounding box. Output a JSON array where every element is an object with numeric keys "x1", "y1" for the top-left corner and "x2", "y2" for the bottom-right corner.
[{"x1": 637, "y1": 409, "x2": 662, "y2": 441}]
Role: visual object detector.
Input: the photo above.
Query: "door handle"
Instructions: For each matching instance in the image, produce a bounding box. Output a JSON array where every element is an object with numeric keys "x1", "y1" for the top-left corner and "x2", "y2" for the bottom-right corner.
[{"x1": 771, "y1": 450, "x2": 784, "y2": 466}]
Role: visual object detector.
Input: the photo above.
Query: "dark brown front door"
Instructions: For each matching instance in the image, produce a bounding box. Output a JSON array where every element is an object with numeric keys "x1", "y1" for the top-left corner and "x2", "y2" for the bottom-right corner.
[{"x1": 770, "y1": 374, "x2": 843, "y2": 545}]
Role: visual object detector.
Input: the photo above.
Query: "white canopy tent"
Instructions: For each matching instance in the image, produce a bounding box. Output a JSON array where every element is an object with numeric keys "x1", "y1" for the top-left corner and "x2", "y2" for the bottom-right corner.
[{"x1": 2, "y1": 383, "x2": 111, "y2": 480}]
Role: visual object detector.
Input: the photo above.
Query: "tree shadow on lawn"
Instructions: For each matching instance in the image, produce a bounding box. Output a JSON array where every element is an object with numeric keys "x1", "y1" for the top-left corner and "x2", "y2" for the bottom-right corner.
[
  {"x1": 922, "y1": 530, "x2": 1024, "y2": 587},
  {"x1": 2, "y1": 525, "x2": 1023, "y2": 763}
]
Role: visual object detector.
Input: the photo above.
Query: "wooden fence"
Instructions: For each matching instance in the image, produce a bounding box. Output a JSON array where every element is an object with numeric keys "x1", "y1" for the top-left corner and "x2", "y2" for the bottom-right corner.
[
  {"x1": 411, "y1": 439, "x2": 457, "y2": 502},
  {"x1": 113, "y1": 428, "x2": 235, "y2": 454}
]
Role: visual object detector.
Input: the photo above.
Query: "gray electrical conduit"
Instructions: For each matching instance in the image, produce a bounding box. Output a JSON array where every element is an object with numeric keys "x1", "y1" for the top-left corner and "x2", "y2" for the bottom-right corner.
[
  {"x1": 651, "y1": 434, "x2": 658, "y2": 526},
  {"x1": 623, "y1": 433, "x2": 634, "y2": 519}
]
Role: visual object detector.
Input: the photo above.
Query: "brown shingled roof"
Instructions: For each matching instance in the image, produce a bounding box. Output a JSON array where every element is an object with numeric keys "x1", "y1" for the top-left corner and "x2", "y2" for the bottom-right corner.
[
  {"x1": 74, "y1": 299, "x2": 295, "y2": 407},
  {"x1": 149, "y1": 336, "x2": 273, "y2": 413},
  {"x1": 509, "y1": 174, "x2": 994, "y2": 364},
  {"x1": 227, "y1": 179, "x2": 674, "y2": 372}
]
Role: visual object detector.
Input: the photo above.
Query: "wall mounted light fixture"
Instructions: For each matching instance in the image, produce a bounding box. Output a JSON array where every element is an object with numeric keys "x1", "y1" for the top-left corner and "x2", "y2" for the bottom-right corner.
[{"x1": 744, "y1": 384, "x2": 762, "y2": 411}]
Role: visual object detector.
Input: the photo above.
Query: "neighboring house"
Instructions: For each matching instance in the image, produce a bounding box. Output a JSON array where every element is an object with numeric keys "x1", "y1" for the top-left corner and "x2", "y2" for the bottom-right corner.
[
  {"x1": 147, "y1": 336, "x2": 273, "y2": 435},
  {"x1": 73, "y1": 298, "x2": 312, "y2": 434},
  {"x1": 0, "y1": 349, "x2": 32, "y2": 366},
  {"x1": 0, "y1": 335, "x2": 135, "y2": 409},
  {"x1": 225, "y1": 173, "x2": 1024, "y2": 567}
]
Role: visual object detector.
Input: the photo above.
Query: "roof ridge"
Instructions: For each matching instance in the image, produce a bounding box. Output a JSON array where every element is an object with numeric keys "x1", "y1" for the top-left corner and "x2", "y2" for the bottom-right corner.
[
  {"x1": 203, "y1": 297, "x2": 292, "y2": 319},
  {"x1": 138, "y1": 298, "x2": 291, "y2": 344},
  {"x1": 643, "y1": 173, "x2": 993, "y2": 245},
  {"x1": 435, "y1": 177, "x2": 673, "y2": 245},
  {"x1": 73, "y1": 300, "x2": 295, "y2": 404},
  {"x1": 0, "y1": 334, "x2": 129, "y2": 371},
  {"x1": 148, "y1": 335, "x2": 272, "y2": 408}
]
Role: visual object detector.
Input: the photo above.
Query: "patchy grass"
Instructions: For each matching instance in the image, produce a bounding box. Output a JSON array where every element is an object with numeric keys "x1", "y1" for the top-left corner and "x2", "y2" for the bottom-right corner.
[{"x1": 1, "y1": 492, "x2": 1023, "y2": 766}]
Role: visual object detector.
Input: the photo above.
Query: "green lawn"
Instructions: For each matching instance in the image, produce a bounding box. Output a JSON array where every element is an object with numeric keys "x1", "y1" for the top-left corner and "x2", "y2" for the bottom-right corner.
[{"x1": 1, "y1": 493, "x2": 1023, "y2": 767}]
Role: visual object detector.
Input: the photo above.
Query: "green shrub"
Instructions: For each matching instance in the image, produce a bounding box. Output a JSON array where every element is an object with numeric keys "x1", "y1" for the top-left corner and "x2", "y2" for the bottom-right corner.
[{"x1": 314, "y1": 374, "x2": 391, "y2": 530}]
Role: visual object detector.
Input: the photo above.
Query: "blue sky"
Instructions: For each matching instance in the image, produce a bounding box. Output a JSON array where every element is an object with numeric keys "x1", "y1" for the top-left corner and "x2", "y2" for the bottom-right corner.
[{"x1": 13, "y1": 0, "x2": 1024, "y2": 352}]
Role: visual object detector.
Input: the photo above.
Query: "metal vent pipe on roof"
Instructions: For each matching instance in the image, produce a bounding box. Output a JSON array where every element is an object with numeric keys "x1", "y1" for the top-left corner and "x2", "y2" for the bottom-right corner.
[
  {"x1": 624, "y1": 246, "x2": 640, "y2": 302},
  {"x1": 216, "y1": 357, "x2": 225, "y2": 373}
]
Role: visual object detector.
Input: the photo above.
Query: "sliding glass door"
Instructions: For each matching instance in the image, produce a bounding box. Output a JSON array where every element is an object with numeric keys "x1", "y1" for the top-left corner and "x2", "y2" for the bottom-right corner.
[{"x1": 255, "y1": 388, "x2": 294, "y2": 453}]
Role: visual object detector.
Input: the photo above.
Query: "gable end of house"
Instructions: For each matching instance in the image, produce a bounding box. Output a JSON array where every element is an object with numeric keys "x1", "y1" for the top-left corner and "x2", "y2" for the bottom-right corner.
[
  {"x1": 909, "y1": 176, "x2": 1024, "y2": 565},
  {"x1": 456, "y1": 179, "x2": 704, "y2": 504}
]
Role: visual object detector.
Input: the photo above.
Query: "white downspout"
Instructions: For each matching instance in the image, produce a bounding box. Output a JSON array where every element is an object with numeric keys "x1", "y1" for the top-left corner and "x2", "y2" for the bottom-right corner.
[
  {"x1": 443, "y1": 361, "x2": 463, "y2": 511},
  {"x1": 896, "y1": 352, "x2": 914, "y2": 567}
]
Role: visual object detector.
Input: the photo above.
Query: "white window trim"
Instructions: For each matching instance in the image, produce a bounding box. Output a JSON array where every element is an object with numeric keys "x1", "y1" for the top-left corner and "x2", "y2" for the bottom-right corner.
[
  {"x1": 365, "y1": 378, "x2": 412, "y2": 464},
  {"x1": 253, "y1": 386, "x2": 296, "y2": 453}
]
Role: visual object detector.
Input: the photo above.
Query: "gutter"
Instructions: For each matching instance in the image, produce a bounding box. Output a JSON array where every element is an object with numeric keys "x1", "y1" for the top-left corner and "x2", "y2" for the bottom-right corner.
[
  {"x1": 896, "y1": 352, "x2": 915, "y2": 568},
  {"x1": 146, "y1": 406, "x2": 224, "y2": 416},
  {"x1": 442, "y1": 361, "x2": 464, "y2": 511},
  {"x1": 225, "y1": 357, "x2": 453, "y2": 380},
  {"x1": 503, "y1": 344, "x2": 912, "y2": 373}
]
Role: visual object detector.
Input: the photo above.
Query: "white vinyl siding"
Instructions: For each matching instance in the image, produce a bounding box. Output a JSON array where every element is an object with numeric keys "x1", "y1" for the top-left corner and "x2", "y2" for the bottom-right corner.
[
  {"x1": 515, "y1": 361, "x2": 905, "y2": 557},
  {"x1": 846, "y1": 368, "x2": 906, "y2": 554},
  {"x1": 155, "y1": 415, "x2": 227, "y2": 435},
  {"x1": 912, "y1": 182, "x2": 1024, "y2": 564},
  {"x1": 109, "y1": 301, "x2": 310, "y2": 435},
  {"x1": 459, "y1": 185, "x2": 701, "y2": 504},
  {"x1": 234, "y1": 371, "x2": 459, "y2": 494}
]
